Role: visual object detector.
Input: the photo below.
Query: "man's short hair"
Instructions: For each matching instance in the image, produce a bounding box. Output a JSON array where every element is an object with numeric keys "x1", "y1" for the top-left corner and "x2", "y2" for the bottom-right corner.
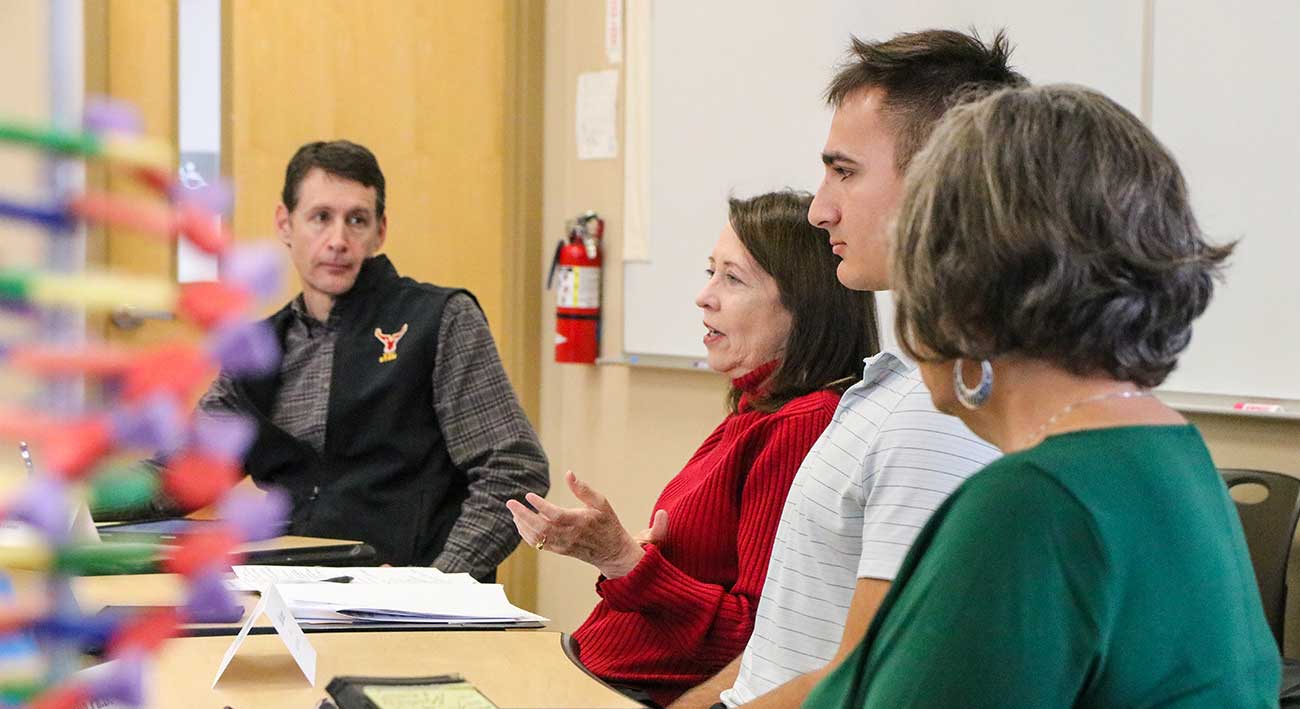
[
  {"x1": 892, "y1": 84, "x2": 1233, "y2": 388},
  {"x1": 281, "y1": 140, "x2": 387, "y2": 218},
  {"x1": 826, "y1": 29, "x2": 1028, "y2": 171}
]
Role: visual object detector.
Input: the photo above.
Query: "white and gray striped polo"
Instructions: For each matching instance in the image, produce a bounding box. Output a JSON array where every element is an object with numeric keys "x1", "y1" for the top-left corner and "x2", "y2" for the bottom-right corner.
[{"x1": 721, "y1": 349, "x2": 1000, "y2": 706}]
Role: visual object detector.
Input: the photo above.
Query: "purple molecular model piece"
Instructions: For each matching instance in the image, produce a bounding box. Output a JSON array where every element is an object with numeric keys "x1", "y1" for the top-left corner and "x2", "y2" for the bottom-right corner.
[
  {"x1": 190, "y1": 412, "x2": 256, "y2": 462},
  {"x1": 83, "y1": 97, "x2": 142, "y2": 135},
  {"x1": 222, "y1": 243, "x2": 284, "y2": 301},
  {"x1": 183, "y1": 570, "x2": 244, "y2": 624},
  {"x1": 207, "y1": 320, "x2": 281, "y2": 378},
  {"x1": 109, "y1": 395, "x2": 186, "y2": 453},
  {"x1": 218, "y1": 486, "x2": 289, "y2": 542},
  {"x1": 9, "y1": 476, "x2": 73, "y2": 541},
  {"x1": 87, "y1": 653, "x2": 147, "y2": 706}
]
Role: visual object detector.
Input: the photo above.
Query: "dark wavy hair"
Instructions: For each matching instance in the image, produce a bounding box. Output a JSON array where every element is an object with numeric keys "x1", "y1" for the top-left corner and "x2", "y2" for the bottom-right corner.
[
  {"x1": 282, "y1": 140, "x2": 386, "y2": 218},
  {"x1": 893, "y1": 84, "x2": 1233, "y2": 388},
  {"x1": 826, "y1": 28, "x2": 1027, "y2": 171},
  {"x1": 727, "y1": 191, "x2": 879, "y2": 413}
]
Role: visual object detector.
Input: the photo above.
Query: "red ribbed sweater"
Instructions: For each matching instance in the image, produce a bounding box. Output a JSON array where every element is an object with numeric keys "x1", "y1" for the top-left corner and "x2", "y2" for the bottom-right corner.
[{"x1": 572, "y1": 364, "x2": 840, "y2": 706}]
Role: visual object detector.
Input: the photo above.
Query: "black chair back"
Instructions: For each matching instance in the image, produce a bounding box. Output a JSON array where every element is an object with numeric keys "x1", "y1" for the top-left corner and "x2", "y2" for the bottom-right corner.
[{"x1": 1223, "y1": 468, "x2": 1300, "y2": 653}]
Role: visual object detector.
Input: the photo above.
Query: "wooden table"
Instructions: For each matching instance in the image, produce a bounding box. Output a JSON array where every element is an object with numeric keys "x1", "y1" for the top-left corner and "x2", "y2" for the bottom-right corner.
[
  {"x1": 10, "y1": 539, "x2": 626, "y2": 706},
  {"x1": 151, "y1": 630, "x2": 639, "y2": 708}
]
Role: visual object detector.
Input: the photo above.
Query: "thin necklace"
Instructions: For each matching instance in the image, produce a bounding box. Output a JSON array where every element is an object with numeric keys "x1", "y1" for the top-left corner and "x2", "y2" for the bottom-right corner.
[{"x1": 1020, "y1": 389, "x2": 1153, "y2": 450}]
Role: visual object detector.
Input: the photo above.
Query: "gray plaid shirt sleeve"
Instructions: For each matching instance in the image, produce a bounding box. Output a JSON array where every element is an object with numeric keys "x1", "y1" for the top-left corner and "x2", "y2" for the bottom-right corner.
[
  {"x1": 196, "y1": 371, "x2": 243, "y2": 414},
  {"x1": 430, "y1": 294, "x2": 550, "y2": 577}
]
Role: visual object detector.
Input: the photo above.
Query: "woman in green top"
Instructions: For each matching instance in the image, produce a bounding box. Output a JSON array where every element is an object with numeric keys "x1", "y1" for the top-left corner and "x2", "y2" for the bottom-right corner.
[{"x1": 807, "y1": 84, "x2": 1279, "y2": 708}]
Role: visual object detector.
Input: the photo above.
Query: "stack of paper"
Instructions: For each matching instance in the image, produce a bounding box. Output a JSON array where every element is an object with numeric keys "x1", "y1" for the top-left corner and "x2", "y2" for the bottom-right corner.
[
  {"x1": 228, "y1": 565, "x2": 476, "y2": 592},
  {"x1": 272, "y1": 583, "x2": 547, "y2": 626}
]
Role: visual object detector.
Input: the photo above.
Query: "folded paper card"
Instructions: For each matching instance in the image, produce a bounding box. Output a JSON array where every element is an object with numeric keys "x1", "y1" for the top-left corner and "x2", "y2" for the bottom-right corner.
[{"x1": 213, "y1": 585, "x2": 316, "y2": 687}]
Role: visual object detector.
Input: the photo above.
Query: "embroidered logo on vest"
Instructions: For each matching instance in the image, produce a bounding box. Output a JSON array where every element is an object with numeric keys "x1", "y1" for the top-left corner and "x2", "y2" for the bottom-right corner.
[{"x1": 374, "y1": 323, "x2": 409, "y2": 363}]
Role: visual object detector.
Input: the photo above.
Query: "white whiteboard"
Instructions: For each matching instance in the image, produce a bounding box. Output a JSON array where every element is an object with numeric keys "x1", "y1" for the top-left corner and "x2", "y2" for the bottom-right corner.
[
  {"x1": 1149, "y1": 0, "x2": 1300, "y2": 401},
  {"x1": 625, "y1": 0, "x2": 1144, "y2": 359},
  {"x1": 622, "y1": 0, "x2": 844, "y2": 358}
]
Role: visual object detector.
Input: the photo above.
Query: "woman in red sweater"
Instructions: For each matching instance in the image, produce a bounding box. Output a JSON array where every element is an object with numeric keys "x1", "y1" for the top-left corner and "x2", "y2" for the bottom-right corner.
[{"x1": 508, "y1": 190, "x2": 879, "y2": 706}]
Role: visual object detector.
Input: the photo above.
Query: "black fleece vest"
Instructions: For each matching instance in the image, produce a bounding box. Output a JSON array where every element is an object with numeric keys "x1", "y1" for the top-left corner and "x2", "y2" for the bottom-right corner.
[{"x1": 233, "y1": 256, "x2": 473, "y2": 566}]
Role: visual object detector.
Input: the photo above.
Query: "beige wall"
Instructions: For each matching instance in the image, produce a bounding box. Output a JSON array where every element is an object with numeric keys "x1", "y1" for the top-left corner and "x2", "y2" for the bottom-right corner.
[
  {"x1": 1189, "y1": 413, "x2": 1300, "y2": 657},
  {"x1": 535, "y1": 0, "x2": 1300, "y2": 638},
  {"x1": 1189, "y1": 413, "x2": 1300, "y2": 476}
]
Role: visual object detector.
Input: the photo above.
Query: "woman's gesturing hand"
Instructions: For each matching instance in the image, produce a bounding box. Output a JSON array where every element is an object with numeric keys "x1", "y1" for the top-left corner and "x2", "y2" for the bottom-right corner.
[{"x1": 507, "y1": 471, "x2": 668, "y2": 579}]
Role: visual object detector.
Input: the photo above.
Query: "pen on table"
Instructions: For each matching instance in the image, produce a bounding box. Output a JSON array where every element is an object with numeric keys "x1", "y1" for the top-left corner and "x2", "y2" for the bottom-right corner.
[{"x1": 320, "y1": 575, "x2": 353, "y2": 584}]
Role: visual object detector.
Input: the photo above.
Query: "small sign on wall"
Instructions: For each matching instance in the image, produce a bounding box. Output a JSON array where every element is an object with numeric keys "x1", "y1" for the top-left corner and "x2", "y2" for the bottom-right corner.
[
  {"x1": 176, "y1": 150, "x2": 221, "y2": 282},
  {"x1": 576, "y1": 70, "x2": 619, "y2": 160}
]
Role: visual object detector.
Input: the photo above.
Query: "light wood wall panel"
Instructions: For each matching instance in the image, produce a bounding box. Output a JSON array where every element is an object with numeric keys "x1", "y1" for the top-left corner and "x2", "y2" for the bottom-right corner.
[
  {"x1": 229, "y1": 2, "x2": 503, "y2": 323},
  {"x1": 85, "y1": 0, "x2": 187, "y2": 347},
  {"x1": 226, "y1": 0, "x2": 543, "y2": 608},
  {"x1": 96, "y1": 0, "x2": 176, "y2": 282}
]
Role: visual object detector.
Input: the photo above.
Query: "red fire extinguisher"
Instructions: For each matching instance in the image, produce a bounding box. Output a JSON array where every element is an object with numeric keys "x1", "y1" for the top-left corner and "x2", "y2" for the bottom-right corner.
[{"x1": 548, "y1": 211, "x2": 603, "y2": 364}]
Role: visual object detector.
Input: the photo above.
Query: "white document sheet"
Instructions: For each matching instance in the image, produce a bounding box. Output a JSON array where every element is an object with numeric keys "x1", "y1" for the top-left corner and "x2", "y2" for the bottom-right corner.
[
  {"x1": 273, "y1": 582, "x2": 547, "y2": 625},
  {"x1": 228, "y1": 565, "x2": 476, "y2": 592}
]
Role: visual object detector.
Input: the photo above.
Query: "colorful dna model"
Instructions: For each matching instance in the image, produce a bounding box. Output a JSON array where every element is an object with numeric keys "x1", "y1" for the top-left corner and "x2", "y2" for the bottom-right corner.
[{"x1": 0, "y1": 98, "x2": 286, "y2": 708}]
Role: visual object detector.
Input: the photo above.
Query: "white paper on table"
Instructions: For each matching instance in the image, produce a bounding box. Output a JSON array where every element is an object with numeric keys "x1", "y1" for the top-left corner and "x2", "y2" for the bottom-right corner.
[
  {"x1": 227, "y1": 565, "x2": 476, "y2": 592},
  {"x1": 577, "y1": 70, "x2": 619, "y2": 160},
  {"x1": 212, "y1": 588, "x2": 317, "y2": 688},
  {"x1": 336, "y1": 611, "x2": 535, "y2": 624},
  {"x1": 274, "y1": 583, "x2": 548, "y2": 624}
]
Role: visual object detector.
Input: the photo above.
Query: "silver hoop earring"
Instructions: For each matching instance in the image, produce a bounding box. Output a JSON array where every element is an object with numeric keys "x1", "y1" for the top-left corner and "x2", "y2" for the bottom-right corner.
[{"x1": 953, "y1": 359, "x2": 993, "y2": 410}]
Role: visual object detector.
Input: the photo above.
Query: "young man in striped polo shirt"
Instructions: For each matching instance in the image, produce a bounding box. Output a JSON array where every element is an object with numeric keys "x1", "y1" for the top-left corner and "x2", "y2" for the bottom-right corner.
[{"x1": 671, "y1": 30, "x2": 1027, "y2": 709}]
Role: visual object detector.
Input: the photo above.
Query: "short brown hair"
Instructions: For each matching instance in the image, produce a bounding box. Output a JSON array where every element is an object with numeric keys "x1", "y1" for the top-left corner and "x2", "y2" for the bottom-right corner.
[
  {"x1": 727, "y1": 191, "x2": 879, "y2": 413},
  {"x1": 892, "y1": 84, "x2": 1233, "y2": 388},
  {"x1": 826, "y1": 29, "x2": 1027, "y2": 171},
  {"x1": 282, "y1": 140, "x2": 386, "y2": 218}
]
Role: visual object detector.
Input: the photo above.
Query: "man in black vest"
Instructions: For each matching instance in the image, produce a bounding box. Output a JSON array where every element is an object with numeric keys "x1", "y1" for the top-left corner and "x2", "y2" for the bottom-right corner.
[{"x1": 192, "y1": 140, "x2": 549, "y2": 580}]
